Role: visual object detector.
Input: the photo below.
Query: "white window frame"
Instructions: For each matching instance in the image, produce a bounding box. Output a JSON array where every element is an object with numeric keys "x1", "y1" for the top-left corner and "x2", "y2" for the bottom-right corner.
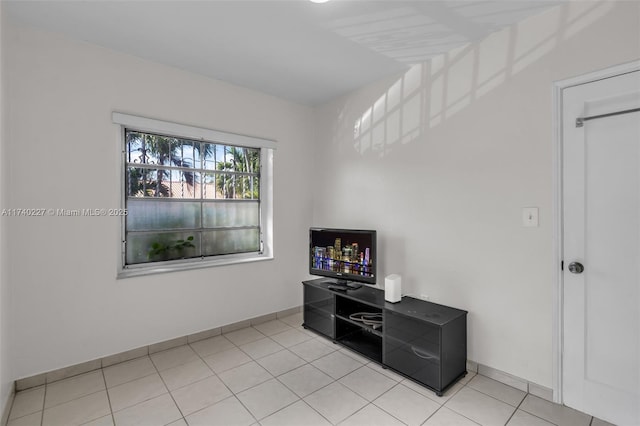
[{"x1": 113, "y1": 112, "x2": 275, "y2": 278}]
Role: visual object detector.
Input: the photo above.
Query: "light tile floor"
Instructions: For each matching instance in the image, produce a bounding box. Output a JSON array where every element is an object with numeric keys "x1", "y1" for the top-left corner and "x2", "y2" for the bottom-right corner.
[{"x1": 6, "y1": 313, "x2": 614, "y2": 426}]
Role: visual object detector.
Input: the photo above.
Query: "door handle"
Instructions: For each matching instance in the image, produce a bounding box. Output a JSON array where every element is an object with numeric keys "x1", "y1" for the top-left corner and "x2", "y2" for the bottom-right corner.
[
  {"x1": 568, "y1": 262, "x2": 584, "y2": 274},
  {"x1": 411, "y1": 346, "x2": 437, "y2": 361}
]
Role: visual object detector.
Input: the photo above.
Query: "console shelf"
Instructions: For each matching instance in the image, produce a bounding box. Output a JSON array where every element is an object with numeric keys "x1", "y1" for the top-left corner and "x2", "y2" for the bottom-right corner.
[
  {"x1": 338, "y1": 329, "x2": 383, "y2": 363},
  {"x1": 334, "y1": 314, "x2": 383, "y2": 337},
  {"x1": 302, "y1": 278, "x2": 468, "y2": 396}
]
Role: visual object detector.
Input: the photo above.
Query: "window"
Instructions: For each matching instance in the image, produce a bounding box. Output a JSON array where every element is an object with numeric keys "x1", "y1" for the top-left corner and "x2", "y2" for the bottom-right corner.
[{"x1": 114, "y1": 113, "x2": 274, "y2": 277}]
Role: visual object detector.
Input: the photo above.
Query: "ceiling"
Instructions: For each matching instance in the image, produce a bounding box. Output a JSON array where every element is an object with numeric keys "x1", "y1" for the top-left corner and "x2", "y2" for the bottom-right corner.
[{"x1": 4, "y1": 0, "x2": 563, "y2": 106}]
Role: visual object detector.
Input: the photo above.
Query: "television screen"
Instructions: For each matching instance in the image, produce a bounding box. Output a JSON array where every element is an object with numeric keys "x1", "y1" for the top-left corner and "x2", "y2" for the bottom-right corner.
[{"x1": 309, "y1": 228, "x2": 376, "y2": 285}]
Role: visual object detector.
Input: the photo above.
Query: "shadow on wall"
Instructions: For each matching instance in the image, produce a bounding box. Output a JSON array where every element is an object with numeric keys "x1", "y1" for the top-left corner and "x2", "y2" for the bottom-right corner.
[{"x1": 345, "y1": 1, "x2": 613, "y2": 158}]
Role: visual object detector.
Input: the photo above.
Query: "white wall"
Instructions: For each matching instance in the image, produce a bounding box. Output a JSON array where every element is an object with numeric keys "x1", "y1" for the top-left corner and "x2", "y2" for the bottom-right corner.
[
  {"x1": 4, "y1": 18, "x2": 315, "y2": 380},
  {"x1": 313, "y1": 1, "x2": 640, "y2": 387},
  {"x1": 0, "y1": 0, "x2": 15, "y2": 414}
]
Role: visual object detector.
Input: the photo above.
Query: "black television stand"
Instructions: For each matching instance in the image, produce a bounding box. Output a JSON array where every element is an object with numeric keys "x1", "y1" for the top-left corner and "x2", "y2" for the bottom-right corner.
[{"x1": 302, "y1": 278, "x2": 467, "y2": 396}]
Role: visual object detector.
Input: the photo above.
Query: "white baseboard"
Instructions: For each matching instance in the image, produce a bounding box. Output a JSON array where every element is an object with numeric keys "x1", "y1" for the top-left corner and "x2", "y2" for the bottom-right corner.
[
  {"x1": 10, "y1": 307, "x2": 554, "y2": 408},
  {"x1": 15, "y1": 306, "x2": 302, "y2": 391},
  {"x1": 471, "y1": 360, "x2": 553, "y2": 402}
]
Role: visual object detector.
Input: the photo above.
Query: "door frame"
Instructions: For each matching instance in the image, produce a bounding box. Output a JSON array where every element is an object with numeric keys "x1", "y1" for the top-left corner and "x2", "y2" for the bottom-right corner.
[{"x1": 551, "y1": 59, "x2": 640, "y2": 405}]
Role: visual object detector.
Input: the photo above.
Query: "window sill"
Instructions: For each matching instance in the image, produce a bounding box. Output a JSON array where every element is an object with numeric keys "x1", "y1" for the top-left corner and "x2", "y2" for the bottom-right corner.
[{"x1": 117, "y1": 253, "x2": 274, "y2": 279}]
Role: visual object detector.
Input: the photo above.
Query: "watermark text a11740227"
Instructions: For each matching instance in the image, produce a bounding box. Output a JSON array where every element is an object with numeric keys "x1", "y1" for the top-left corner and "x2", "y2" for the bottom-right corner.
[{"x1": 1, "y1": 208, "x2": 128, "y2": 217}]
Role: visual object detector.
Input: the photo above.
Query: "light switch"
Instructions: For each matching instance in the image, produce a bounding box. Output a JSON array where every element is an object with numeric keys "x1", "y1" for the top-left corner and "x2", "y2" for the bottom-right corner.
[{"x1": 523, "y1": 207, "x2": 539, "y2": 227}]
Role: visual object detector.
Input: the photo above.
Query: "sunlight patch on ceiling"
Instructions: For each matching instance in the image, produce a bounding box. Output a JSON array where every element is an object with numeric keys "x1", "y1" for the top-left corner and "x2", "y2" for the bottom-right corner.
[{"x1": 326, "y1": 1, "x2": 562, "y2": 65}]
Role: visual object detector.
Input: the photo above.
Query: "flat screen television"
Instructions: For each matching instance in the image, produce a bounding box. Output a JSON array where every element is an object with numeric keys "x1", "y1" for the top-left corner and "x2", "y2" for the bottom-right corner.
[{"x1": 309, "y1": 227, "x2": 377, "y2": 289}]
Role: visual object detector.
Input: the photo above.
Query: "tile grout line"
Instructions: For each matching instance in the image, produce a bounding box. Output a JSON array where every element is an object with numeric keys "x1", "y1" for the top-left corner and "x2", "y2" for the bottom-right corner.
[
  {"x1": 517, "y1": 394, "x2": 579, "y2": 426},
  {"x1": 39, "y1": 383, "x2": 46, "y2": 426},
  {"x1": 271, "y1": 361, "x2": 331, "y2": 424},
  {"x1": 99, "y1": 368, "x2": 114, "y2": 425},
  {"x1": 503, "y1": 391, "x2": 528, "y2": 426},
  {"x1": 103, "y1": 356, "x2": 162, "y2": 397},
  {"x1": 229, "y1": 326, "x2": 293, "y2": 423},
  {"x1": 503, "y1": 391, "x2": 578, "y2": 426},
  {"x1": 150, "y1": 346, "x2": 194, "y2": 425},
  {"x1": 15, "y1": 324, "x2": 457, "y2": 426},
  {"x1": 5, "y1": 317, "x2": 300, "y2": 425},
  {"x1": 462, "y1": 378, "x2": 535, "y2": 416},
  {"x1": 422, "y1": 381, "x2": 477, "y2": 426},
  {"x1": 192, "y1": 336, "x2": 255, "y2": 380},
  {"x1": 9, "y1": 315, "x2": 601, "y2": 426},
  {"x1": 343, "y1": 402, "x2": 401, "y2": 426},
  {"x1": 12, "y1": 312, "x2": 302, "y2": 393},
  {"x1": 184, "y1": 329, "x2": 253, "y2": 421},
  {"x1": 306, "y1": 330, "x2": 457, "y2": 425},
  {"x1": 257, "y1": 331, "x2": 355, "y2": 424},
  {"x1": 241, "y1": 380, "x2": 301, "y2": 424},
  {"x1": 3, "y1": 386, "x2": 45, "y2": 426},
  {"x1": 313, "y1": 330, "x2": 471, "y2": 424},
  {"x1": 14, "y1": 316, "x2": 383, "y2": 425},
  {"x1": 106, "y1": 355, "x2": 177, "y2": 420},
  {"x1": 299, "y1": 399, "x2": 334, "y2": 426},
  {"x1": 445, "y1": 374, "x2": 542, "y2": 426},
  {"x1": 193, "y1": 340, "x2": 252, "y2": 424},
  {"x1": 368, "y1": 382, "x2": 428, "y2": 425},
  {"x1": 186, "y1": 325, "x2": 298, "y2": 423}
]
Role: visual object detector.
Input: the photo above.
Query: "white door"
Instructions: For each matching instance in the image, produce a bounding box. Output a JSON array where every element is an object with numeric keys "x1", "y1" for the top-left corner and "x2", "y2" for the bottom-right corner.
[{"x1": 562, "y1": 70, "x2": 640, "y2": 425}]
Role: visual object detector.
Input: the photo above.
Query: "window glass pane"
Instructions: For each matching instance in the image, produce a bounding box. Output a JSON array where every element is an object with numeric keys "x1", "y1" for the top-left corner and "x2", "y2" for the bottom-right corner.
[
  {"x1": 216, "y1": 173, "x2": 236, "y2": 199},
  {"x1": 222, "y1": 146, "x2": 233, "y2": 170},
  {"x1": 202, "y1": 173, "x2": 217, "y2": 199},
  {"x1": 167, "y1": 169, "x2": 200, "y2": 199},
  {"x1": 127, "y1": 199, "x2": 201, "y2": 231},
  {"x1": 126, "y1": 231, "x2": 201, "y2": 264},
  {"x1": 127, "y1": 167, "x2": 155, "y2": 197},
  {"x1": 235, "y1": 175, "x2": 258, "y2": 200},
  {"x1": 126, "y1": 132, "x2": 143, "y2": 164},
  {"x1": 202, "y1": 201, "x2": 259, "y2": 228},
  {"x1": 246, "y1": 148, "x2": 260, "y2": 174},
  {"x1": 127, "y1": 167, "x2": 200, "y2": 198},
  {"x1": 201, "y1": 228, "x2": 260, "y2": 256},
  {"x1": 203, "y1": 143, "x2": 220, "y2": 170},
  {"x1": 234, "y1": 148, "x2": 245, "y2": 173},
  {"x1": 252, "y1": 176, "x2": 260, "y2": 199},
  {"x1": 213, "y1": 174, "x2": 257, "y2": 200},
  {"x1": 177, "y1": 139, "x2": 193, "y2": 169},
  {"x1": 124, "y1": 129, "x2": 263, "y2": 268},
  {"x1": 191, "y1": 141, "x2": 203, "y2": 169},
  {"x1": 146, "y1": 134, "x2": 178, "y2": 167}
]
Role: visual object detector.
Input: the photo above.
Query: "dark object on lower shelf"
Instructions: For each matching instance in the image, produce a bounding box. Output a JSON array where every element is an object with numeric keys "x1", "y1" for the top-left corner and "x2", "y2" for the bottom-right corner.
[{"x1": 302, "y1": 278, "x2": 468, "y2": 396}]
